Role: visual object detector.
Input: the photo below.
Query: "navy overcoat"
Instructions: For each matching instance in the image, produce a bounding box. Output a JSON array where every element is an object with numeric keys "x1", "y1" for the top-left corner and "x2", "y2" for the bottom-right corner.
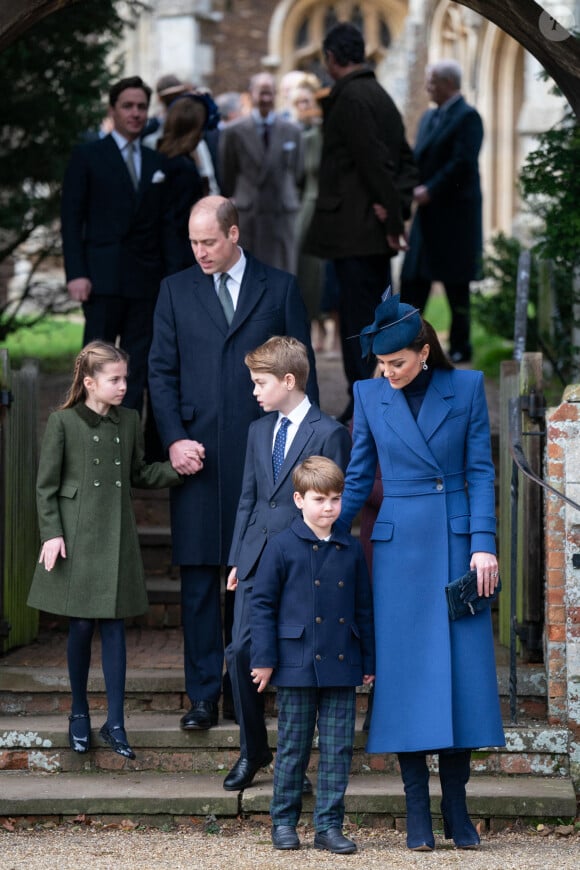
[
  {"x1": 340, "y1": 369, "x2": 505, "y2": 752},
  {"x1": 148, "y1": 253, "x2": 318, "y2": 565},
  {"x1": 401, "y1": 95, "x2": 483, "y2": 285},
  {"x1": 250, "y1": 518, "x2": 375, "y2": 687}
]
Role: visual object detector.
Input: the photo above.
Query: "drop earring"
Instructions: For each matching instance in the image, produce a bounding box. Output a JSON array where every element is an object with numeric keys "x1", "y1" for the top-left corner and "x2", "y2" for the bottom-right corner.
[{"x1": 422, "y1": 359, "x2": 428, "y2": 371}]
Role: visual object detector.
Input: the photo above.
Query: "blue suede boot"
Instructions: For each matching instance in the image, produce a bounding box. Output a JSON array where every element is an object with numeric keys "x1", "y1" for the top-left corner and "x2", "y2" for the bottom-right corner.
[
  {"x1": 438, "y1": 750, "x2": 480, "y2": 849},
  {"x1": 397, "y1": 752, "x2": 435, "y2": 851}
]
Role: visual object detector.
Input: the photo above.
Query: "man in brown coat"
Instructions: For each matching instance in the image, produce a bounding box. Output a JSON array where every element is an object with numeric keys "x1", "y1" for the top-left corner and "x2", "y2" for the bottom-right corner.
[{"x1": 304, "y1": 23, "x2": 417, "y2": 423}]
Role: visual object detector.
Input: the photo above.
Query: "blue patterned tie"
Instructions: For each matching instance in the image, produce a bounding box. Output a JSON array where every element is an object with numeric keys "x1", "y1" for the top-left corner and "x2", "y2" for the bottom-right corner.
[{"x1": 272, "y1": 417, "x2": 290, "y2": 482}]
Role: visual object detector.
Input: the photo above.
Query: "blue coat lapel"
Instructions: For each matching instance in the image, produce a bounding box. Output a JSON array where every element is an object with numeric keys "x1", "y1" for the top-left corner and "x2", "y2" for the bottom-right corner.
[
  {"x1": 380, "y1": 371, "x2": 453, "y2": 469},
  {"x1": 417, "y1": 369, "x2": 454, "y2": 443}
]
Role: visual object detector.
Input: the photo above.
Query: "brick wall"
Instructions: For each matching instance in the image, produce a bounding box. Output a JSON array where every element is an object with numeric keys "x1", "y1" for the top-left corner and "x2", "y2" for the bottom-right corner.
[
  {"x1": 200, "y1": 0, "x2": 272, "y2": 96},
  {"x1": 544, "y1": 385, "x2": 580, "y2": 789}
]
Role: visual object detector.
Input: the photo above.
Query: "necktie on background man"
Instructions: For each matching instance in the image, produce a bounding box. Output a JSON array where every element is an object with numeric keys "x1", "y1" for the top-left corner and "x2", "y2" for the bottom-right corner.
[
  {"x1": 262, "y1": 122, "x2": 270, "y2": 149},
  {"x1": 125, "y1": 142, "x2": 139, "y2": 190},
  {"x1": 218, "y1": 272, "x2": 234, "y2": 326},
  {"x1": 272, "y1": 417, "x2": 290, "y2": 482}
]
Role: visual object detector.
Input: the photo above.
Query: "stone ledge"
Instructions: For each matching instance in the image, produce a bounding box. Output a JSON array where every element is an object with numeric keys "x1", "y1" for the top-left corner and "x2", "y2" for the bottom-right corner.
[{"x1": 0, "y1": 772, "x2": 575, "y2": 821}]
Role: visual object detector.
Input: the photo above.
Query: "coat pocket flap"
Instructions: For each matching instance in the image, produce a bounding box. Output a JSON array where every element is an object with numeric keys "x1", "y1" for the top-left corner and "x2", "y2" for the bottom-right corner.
[
  {"x1": 59, "y1": 484, "x2": 78, "y2": 499},
  {"x1": 370, "y1": 521, "x2": 394, "y2": 542},
  {"x1": 278, "y1": 624, "x2": 305, "y2": 640},
  {"x1": 180, "y1": 403, "x2": 196, "y2": 422},
  {"x1": 450, "y1": 515, "x2": 470, "y2": 534}
]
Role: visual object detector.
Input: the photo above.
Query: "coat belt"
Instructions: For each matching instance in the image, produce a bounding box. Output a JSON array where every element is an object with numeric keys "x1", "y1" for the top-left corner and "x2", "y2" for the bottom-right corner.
[{"x1": 381, "y1": 472, "x2": 466, "y2": 496}]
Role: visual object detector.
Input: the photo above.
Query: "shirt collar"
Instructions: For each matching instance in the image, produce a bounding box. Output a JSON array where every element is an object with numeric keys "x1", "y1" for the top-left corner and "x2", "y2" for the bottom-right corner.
[
  {"x1": 214, "y1": 247, "x2": 246, "y2": 288},
  {"x1": 252, "y1": 108, "x2": 276, "y2": 126},
  {"x1": 279, "y1": 395, "x2": 311, "y2": 428},
  {"x1": 110, "y1": 128, "x2": 140, "y2": 153}
]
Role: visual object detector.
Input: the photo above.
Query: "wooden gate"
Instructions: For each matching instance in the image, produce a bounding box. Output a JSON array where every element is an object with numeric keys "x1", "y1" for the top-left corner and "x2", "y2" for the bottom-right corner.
[{"x1": 0, "y1": 349, "x2": 39, "y2": 653}]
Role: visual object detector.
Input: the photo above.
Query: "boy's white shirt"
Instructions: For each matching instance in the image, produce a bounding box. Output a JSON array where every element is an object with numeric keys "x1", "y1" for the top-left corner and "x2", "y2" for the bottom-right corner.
[{"x1": 272, "y1": 395, "x2": 311, "y2": 456}]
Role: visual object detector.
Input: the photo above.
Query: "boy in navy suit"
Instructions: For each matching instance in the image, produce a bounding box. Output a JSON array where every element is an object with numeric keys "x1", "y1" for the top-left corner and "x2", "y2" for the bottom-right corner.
[
  {"x1": 224, "y1": 337, "x2": 351, "y2": 792},
  {"x1": 250, "y1": 456, "x2": 375, "y2": 853}
]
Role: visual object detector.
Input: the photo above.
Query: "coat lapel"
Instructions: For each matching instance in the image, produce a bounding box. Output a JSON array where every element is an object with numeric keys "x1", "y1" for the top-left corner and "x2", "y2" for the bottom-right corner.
[
  {"x1": 417, "y1": 369, "x2": 455, "y2": 443},
  {"x1": 380, "y1": 376, "x2": 446, "y2": 470},
  {"x1": 229, "y1": 253, "x2": 267, "y2": 333},
  {"x1": 192, "y1": 270, "x2": 228, "y2": 335},
  {"x1": 272, "y1": 405, "x2": 320, "y2": 492}
]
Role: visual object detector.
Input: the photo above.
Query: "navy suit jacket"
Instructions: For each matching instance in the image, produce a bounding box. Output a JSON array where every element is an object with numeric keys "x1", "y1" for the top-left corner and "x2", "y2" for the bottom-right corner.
[
  {"x1": 228, "y1": 404, "x2": 351, "y2": 579},
  {"x1": 148, "y1": 253, "x2": 318, "y2": 565},
  {"x1": 61, "y1": 134, "x2": 180, "y2": 299},
  {"x1": 402, "y1": 95, "x2": 483, "y2": 285}
]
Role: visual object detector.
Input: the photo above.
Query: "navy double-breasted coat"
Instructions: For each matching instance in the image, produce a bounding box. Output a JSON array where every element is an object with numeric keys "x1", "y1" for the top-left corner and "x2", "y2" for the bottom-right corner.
[
  {"x1": 250, "y1": 518, "x2": 375, "y2": 687},
  {"x1": 148, "y1": 253, "x2": 318, "y2": 566},
  {"x1": 340, "y1": 369, "x2": 505, "y2": 752}
]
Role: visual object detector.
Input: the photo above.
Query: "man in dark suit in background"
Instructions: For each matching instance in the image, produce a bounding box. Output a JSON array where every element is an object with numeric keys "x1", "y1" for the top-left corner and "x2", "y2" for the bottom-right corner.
[
  {"x1": 304, "y1": 22, "x2": 417, "y2": 424},
  {"x1": 148, "y1": 195, "x2": 318, "y2": 731},
  {"x1": 401, "y1": 60, "x2": 484, "y2": 363},
  {"x1": 61, "y1": 75, "x2": 178, "y2": 412}
]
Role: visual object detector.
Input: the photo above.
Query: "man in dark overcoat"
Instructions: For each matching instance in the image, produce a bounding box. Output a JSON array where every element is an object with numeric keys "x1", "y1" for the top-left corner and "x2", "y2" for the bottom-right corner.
[
  {"x1": 148, "y1": 195, "x2": 318, "y2": 730},
  {"x1": 304, "y1": 22, "x2": 417, "y2": 423},
  {"x1": 401, "y1": 60, "x2": 484, "y2": 363},
  {"x1": 61, "y1": 76, "x2": 180, "y2": 412}
]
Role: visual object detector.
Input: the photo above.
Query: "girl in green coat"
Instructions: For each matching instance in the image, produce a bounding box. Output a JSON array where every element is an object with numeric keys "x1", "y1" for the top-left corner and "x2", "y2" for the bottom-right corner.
[{"x1": 28, "y1": 342, "x2": 182, "y2": 759}]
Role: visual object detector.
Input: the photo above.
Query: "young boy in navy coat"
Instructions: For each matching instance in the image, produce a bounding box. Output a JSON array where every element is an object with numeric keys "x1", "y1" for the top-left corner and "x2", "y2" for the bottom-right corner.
[
  {"x1": 224, "y1": 337, "x2": 351, "y2": 792},
  {"x1": 250, "y1": 457, "x2": 375, "y2": 853}
]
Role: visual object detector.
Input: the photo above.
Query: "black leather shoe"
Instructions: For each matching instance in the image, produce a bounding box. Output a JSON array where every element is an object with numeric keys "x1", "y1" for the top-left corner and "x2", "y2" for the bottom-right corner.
[
  {"x1": 99, "y1": 723, "x2": 135, "y2": 760},
  {"x1": 271, "y1": 825, "x2": 300, "y2": 850},
  {"x1": 302, "y1": 774, "x2": 313, "y2": 794},
  {"x1": 180, "y1": 701, "x2": 218, "y2": 730},
  {"x1": 314, "y1": 827, "x2": 357, "y2": 854},
  {"x1": 68, "y1": 713, "x2": 91, "y2": 754},
  {"x1": 223, "y1": 750, "x2": 274, "y2": 790}
]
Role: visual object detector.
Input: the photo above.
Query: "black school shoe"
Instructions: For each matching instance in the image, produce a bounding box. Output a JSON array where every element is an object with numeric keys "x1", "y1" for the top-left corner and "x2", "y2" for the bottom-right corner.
[
  {"x1": 99, "y1": 723, "x2": 136, "y2": 759},
  {"x1": 68, "y1": 713, "x2": 91, "y2": 754}
]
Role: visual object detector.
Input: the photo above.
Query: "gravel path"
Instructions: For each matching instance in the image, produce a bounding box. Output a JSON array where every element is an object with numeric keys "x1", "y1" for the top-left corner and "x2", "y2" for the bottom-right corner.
[{"x1": 1, "y1": 820, "x2": 578, "y2": 869}]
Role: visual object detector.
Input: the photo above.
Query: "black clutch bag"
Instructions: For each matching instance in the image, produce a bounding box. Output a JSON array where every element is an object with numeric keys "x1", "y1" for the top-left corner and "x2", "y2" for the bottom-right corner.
[{"x1": 445, "y1": 569, "x2": 501, "y2": 621}]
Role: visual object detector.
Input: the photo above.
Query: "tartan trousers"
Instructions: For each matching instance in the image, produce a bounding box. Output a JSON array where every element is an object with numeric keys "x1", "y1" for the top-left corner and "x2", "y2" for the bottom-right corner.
[{"x1": 271, "y1": 685, "x2": 356, "y2": 831}]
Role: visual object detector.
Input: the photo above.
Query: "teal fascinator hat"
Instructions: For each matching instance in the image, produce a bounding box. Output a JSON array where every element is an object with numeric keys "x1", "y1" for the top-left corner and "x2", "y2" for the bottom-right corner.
[{"x1": 359, "y1": 287, "x2": 422, "y2": 358}]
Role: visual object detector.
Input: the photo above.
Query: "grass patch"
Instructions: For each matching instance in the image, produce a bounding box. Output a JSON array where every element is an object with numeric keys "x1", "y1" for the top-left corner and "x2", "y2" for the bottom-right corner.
[
  {"x1": 424, "y1": 290, "x2": 513, "y2": 379},
  {"x1": 0, "y1": 316, "x2": 83, "y2": 373}
]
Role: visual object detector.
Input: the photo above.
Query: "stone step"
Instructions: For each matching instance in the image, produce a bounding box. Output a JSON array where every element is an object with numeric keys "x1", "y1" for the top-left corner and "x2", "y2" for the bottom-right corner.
[
  {"x1": 0, "y1": 660, "x2": 545, "y2": 718},
  {"x1": 0, "y1": 714, "x2": 571, "y2": 778},
  {"x1": 0, "y1": 770, "x2": 575, "y2": 826}
]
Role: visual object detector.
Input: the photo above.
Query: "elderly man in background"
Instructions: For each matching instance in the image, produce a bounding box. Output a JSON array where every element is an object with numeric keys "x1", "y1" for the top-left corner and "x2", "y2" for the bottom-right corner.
[{"x1": 401, "y1": 60, "x2": 484, "y2": 364}]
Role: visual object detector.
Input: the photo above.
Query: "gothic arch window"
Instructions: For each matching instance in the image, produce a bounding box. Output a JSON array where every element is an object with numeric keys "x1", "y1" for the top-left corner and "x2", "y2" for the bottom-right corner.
[{"x1": 270, "y1": 1, "x2": 403, "y2": 81}]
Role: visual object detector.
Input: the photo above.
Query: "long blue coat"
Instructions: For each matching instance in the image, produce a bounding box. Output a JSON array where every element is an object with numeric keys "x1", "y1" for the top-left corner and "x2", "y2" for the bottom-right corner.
[{"x1": 340, "y1": 369, "x2": 505, "y2": 752}]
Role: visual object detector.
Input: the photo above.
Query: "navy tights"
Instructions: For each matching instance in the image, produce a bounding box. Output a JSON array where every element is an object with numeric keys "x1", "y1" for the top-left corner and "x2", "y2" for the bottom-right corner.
[{"x1": 67, "y1": 617, "x2": 126, "y2": 728}]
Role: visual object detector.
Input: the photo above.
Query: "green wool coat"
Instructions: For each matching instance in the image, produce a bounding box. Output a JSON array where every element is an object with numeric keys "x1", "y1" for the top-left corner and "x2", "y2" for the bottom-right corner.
[{"x1": 27, "y1": 403, "x2": 181, "y2": 619}]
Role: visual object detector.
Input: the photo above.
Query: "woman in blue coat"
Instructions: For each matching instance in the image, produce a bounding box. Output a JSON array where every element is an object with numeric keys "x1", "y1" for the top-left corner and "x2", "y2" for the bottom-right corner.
[{"x1": 340, "y1": 293, "x2": 504, "y2": 851}]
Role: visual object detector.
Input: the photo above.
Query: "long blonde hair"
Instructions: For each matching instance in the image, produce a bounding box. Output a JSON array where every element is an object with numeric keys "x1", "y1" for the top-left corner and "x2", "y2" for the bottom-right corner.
[{"x1": 60, "y1": 341, "x2": 129, "y2": 409}]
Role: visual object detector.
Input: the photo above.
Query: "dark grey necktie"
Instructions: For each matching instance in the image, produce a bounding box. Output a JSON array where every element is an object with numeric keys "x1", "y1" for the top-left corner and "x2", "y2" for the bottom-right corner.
[
  {"x1": 218, "y1": 272, "x2": 234, "y2": 325},
  {"x1": 125, "y1": 142, "x2": 139, "y2": 190}
]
